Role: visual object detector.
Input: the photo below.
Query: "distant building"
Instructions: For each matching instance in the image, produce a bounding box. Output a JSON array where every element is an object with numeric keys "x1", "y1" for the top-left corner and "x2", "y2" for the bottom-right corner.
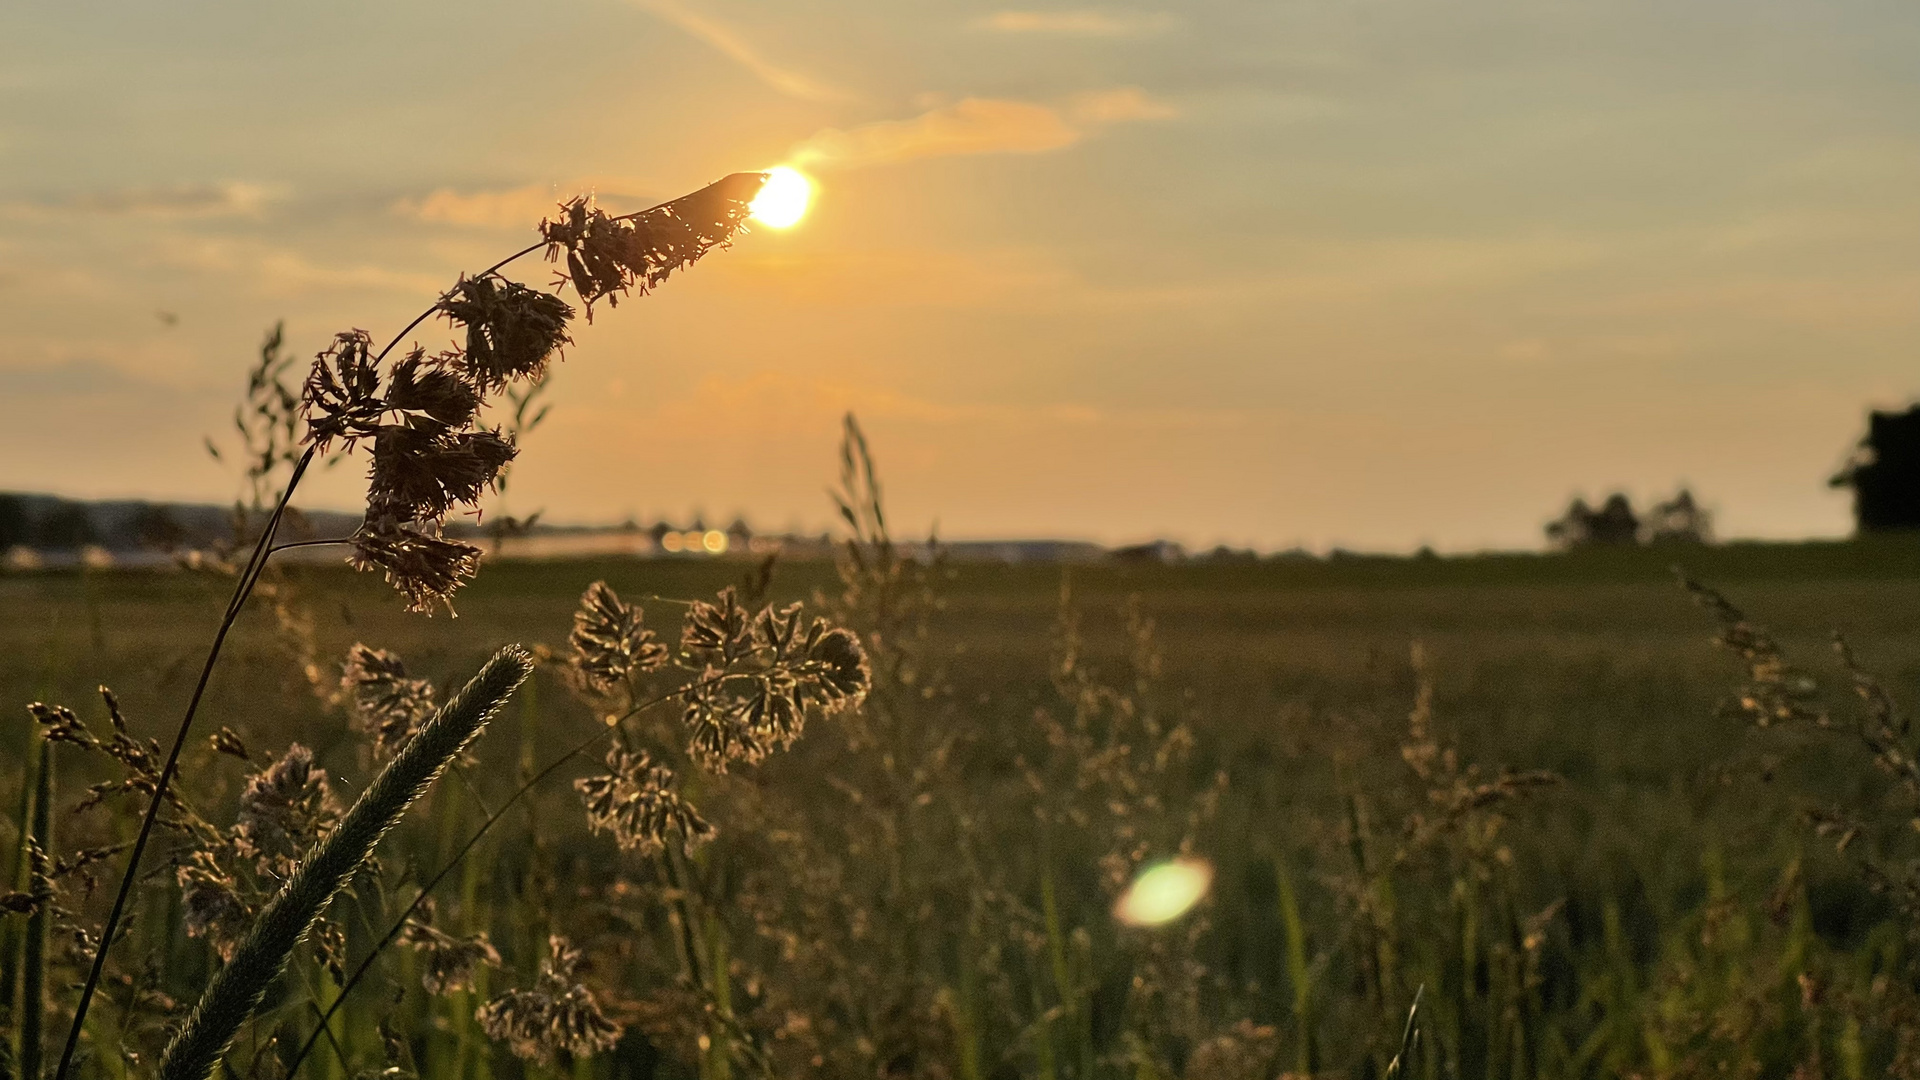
[
  {"x1": 1832, "y1": 407, "x2": 1920, "y2": 531},
  {"x1": 1110, "y1": 540, "x2": 1186, "y2": 564}
]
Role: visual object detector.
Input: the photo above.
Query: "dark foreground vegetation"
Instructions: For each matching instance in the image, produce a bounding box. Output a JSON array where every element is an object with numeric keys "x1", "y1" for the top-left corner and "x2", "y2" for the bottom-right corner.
[{"x1": 6, "y1": 534, "x2": 1920, "y2": 1079}]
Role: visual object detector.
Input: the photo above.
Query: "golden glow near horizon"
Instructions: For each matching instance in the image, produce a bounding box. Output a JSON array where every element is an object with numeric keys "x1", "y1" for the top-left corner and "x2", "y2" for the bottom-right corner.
[
  {"x1": 1113, "y1": 858, "x2": 1214, "y2": 927},
  {"x1": 749, "y1": 165, "x2": 812, "y2": 228}
]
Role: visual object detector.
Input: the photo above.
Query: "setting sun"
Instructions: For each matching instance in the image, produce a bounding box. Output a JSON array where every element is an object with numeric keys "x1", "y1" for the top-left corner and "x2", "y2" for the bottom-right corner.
[{"x1": 749, "y1": 165, "x2": 812, "y2": 228}]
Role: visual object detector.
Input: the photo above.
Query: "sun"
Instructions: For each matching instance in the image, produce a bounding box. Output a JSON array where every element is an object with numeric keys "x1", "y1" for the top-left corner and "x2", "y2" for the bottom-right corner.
[{"x1": 749, "y1": 166, "x2": 812, "y2": 228}]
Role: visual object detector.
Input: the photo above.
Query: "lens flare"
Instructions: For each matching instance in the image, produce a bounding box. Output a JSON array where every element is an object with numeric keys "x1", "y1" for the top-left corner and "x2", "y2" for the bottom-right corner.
[
  {"x1": 1113, "y1": 858, "x2": 1213, "y2": 927},
  {"x1": 749, "y1": 166, "x2": 812, "y2": 228}
]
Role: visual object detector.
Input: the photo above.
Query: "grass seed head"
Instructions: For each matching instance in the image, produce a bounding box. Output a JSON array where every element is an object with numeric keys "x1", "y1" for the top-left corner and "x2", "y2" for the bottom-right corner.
[
  {"x1": 574, "y1": 746, "x2": 715, "y2": 855},
  {"x1": 437, "y1": 274, "x2": 574, "y2": 391},
  {"x1": 569, "y1": 581, "x2": 669, "y2": 692},
  {"x1": 341, "y1": 644, "x2": 438, "y2": 758},
  {"x1": 475, "y1": 935, "x2": 623, "y2": 1063}
]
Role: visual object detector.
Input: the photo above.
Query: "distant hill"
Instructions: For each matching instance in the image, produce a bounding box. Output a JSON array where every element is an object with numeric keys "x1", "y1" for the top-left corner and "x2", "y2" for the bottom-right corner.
[{"x1": 0, "y1": 492, "x2": 362, "y2": 552}]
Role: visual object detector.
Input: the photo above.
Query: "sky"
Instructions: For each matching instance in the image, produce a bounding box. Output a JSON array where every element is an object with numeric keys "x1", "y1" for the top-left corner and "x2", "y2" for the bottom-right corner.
[{"x1": 2, "y1": 0, "x2": 1917, "y2": 552}]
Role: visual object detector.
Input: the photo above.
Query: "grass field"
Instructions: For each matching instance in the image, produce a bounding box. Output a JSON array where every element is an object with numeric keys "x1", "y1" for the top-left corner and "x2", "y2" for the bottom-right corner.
[{"x1": 6, "y1": 537, "x2": 1920, "y2": 1078}]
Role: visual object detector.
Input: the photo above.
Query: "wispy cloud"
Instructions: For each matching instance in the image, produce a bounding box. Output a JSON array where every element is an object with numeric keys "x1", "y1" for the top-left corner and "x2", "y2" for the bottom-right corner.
[
  {"x1": 393, "y1": 183, "x2": 560, "y2": 229},
  {"x1": 1066, "y1": 86, "x2": 1178, "y2": 123},
  {"x1": 975, "y1": 9, "x2": 1176, "y2": 36},
  {"x1": 1, "y1": 181, "x2": 282, "y2": 220},
  {"x1": 394, "y1": 177, "x2": 677, "y2": 229},
  {"x1": 791, "y1": 89, "x2": 1175, "y2": 170},
  {"x1": 625, "y1": 0, "x2": 846, "y2": 102}
]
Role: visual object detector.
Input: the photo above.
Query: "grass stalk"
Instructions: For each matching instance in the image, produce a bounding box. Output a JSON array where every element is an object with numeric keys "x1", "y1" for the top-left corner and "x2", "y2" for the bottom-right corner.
[
  {"x1": 20, "y1": 740, "x2": 52, "y2": 1080},
  {"x1": 157, "y1": 646, "x2": 533, "y2": 1080},
  {"x1": 2, "y1": 726, "x2": 36, "y2": 1072}
]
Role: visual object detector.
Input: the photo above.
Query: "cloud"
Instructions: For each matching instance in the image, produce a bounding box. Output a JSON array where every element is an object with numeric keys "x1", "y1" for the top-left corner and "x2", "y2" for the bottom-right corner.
[
  {"x1": 397, "y1": 183, "x2": 570, "y2": 229},
  {"x1": 394, "y1": 178, "x2": 670, "y2": 228},
  {"x1": 1, "y1": 181, "x2": 282, "y2": 220},
  {"x1": 791, "y1": 90, "x2": 1175, "y2": 170},
  {"x1": 975, "y1": 9, "x2": 1176, "y2": 36},
  {"x1": 1066, "y1": 86, "x2": 1178, "y2": 123},
  {"x1": 625, "y1": 0, "x2": 845, "y2": 102}
]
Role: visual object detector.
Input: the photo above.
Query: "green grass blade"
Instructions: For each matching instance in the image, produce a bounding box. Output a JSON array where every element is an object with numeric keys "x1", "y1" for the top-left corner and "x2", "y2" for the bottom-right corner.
[{"x1": 1276, "y1": 858, "x2": 1316, "y2": 1075}]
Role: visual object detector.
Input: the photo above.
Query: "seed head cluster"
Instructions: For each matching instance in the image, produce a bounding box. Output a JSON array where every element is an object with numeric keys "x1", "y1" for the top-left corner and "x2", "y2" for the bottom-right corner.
[
  {"x1": 569, "y1": 580, "x2": 669, "y2": 692},
  {"x1": 400, "y1": 902, "x2": 503, "y2": 995},
  {"x1": 231, "y1": 743, "x2": 342, "y2": 881},
  {"x1": 677, "y1": 589, "x2": 871, "y2": 773},
  {"x1": 340, "y1": 643, "x2": 437, "y2": 759},
  {"x1": 540, "y1": 172, "x2": 763, "y2": 318},
  {"x1": 475, "y1": 935, "x2": 622, "y2": 1064},
  {"x1": 574, "y1": 747, "x2": 714, "y2": 855},
  {"x1": 299, "y1": 173, "x2": 767, "y2": 611}
]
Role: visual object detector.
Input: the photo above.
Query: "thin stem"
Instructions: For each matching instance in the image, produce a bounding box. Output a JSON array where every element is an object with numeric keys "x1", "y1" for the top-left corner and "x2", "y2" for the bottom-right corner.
[
  {"x1": 54, "y1": 445, "x2": 315, "y2": 1080},
  {"x1": 284, "y1": 674, "x2": 725, "y2": 1078},
  {"x1": 267, "y1": 538, "x2": 355, "y2": 555}
]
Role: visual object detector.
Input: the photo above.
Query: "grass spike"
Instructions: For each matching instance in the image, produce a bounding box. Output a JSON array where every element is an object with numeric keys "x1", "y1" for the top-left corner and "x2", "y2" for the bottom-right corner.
[{"x1": 158, "y1": 646, "x2": 534, "y2": 1080}]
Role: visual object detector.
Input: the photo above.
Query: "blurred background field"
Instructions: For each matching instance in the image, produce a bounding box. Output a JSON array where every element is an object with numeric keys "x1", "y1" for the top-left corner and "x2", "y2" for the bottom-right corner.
[{"x1": 7, "y1": 539, "x2": 1920, "y2": 1077}]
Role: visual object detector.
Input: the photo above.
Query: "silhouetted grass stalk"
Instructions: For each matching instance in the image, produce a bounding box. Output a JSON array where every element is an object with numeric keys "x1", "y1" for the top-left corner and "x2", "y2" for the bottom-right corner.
[
  {"x1": 59, "y1": 174, "x2": 764, "y2": 1078},
  {"x1": 157, "y1": 646, "x2": 533, "y2": 1080},
  {"x1": 20, "y1": 740, "x2": 52, "y2": 1080}
]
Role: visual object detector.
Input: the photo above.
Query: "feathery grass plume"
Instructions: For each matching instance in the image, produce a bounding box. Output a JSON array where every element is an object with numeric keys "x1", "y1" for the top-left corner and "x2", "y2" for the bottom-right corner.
[
  {"x1": 539, "y1": 173, "x2": 764, "y2": 319},
  {"x1": 436, "y1": 274, "x2": 573, "y2": 391},
  {"x1": 568, "y1": 581, "x2": 668, "y2": 692},
  {"x1": 346, "y1": 525, "x2": 483, "y2": 614},
  {"x1": 474, "y1": 935, "x2": 622, "y2": 1063},
  {"x1": 398, "y1": 901, "x2": 501, "y2": 994},
  {"x1": 676, "y1": 589, "x2": 871, "y2": 772},
  {"x1": 1677, "y1": 572, "x2": 1826, "y2": 727},
  {"x1": 230, "y1": 744, "x2": 342, "y2": 881},
  {"x1": 157, "y1": 646, "x2": 533, "y2": 1080},
  {"x1": 299, "y1": 173, "x2": 764, "y2": 612},
  {"x1": 175, "y1": 849, "x2": 250, "y2": 962},
  {"x1": 30, "y1": 692, "x2": 220, "y2": 835},
  {"x1": 340, "y1": 645, "x2": 437, "y2": 759},
  {"x1": 574, "y1": 747, "x2": 714, "y2": 855}
]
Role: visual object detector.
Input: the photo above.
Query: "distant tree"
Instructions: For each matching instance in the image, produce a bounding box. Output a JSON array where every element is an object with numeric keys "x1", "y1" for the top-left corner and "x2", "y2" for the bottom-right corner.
[
  {"x1": 0, "y1": 494, "x2": 28, "y2": 548},
  {"x1": 1645, "y1": 488, "x2": 1712, "y2": 544},
  {"x1": 1832, "y1": 406, "x2": 1920, "y2": 531},
  {"x1": 34, "y1": 501, "x2": 96, "y2": 550},
  {"x1": 1545, "y1": 493, "x2": 1640, "y2": 549},
  {"x1": 132, "y1": 504, "x2": 187, "y2": 551}
]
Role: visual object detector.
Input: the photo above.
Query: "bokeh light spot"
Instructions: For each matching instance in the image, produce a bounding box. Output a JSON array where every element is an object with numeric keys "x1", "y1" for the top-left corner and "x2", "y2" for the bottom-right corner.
[{"x1": 1114, "y1": 858, "x2": 1213, "y2": 927}]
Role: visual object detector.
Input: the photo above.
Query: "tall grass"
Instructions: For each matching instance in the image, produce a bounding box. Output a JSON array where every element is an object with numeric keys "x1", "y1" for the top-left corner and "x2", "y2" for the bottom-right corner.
[
  {"x1": 159, "y1": 647, "x2": 532, "y2": 1080},
  {"x1": 4, "y1": 165, "x2": 1920, "y2": 1077}
]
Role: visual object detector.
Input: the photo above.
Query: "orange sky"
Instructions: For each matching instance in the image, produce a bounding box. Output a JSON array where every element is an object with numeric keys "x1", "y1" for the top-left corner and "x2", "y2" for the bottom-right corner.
[{"x1": 2, "y1": 1, "x2": 1917, "y2": 550}]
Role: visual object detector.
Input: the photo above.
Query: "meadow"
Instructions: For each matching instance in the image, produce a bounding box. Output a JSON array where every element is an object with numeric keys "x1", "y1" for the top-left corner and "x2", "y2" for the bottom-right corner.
[
  {"x1": 5, "y1": 170, "x2": 1917, "y2": 1080},
  {"x1": 7, "y1": 534, "x2": 1920, "y2": 1079}
]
